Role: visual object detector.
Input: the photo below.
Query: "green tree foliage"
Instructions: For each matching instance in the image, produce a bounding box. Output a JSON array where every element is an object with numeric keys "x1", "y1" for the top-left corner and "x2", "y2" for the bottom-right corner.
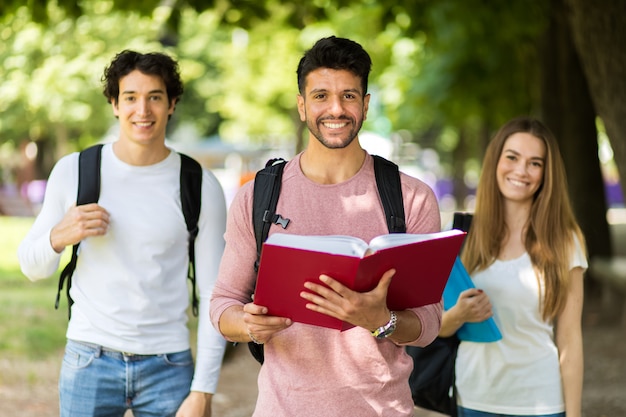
[
  {"x1": 0, "y1": 2, "x2": 168, "y2": 171},
  {"x1": 0, "y1": 2, "x2": 621, "y2": 209},
  {"x1": 2, "y1": 0, "x2": 622, "y2": 265},
  {"x1": 0, "y1": 1, "x2": 556, "y2": 156}
]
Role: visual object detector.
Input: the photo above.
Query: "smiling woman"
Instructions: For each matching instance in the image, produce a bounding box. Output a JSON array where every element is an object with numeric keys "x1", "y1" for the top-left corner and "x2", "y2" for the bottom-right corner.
[{"x1": 441, "y1": 117, "x2": 588, "y2": 417}]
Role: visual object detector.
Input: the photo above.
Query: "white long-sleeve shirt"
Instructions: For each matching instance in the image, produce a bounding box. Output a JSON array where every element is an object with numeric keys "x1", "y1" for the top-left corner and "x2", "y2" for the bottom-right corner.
[{"x1": 18, "y1": 144, "x2": 227, "y2": 393}]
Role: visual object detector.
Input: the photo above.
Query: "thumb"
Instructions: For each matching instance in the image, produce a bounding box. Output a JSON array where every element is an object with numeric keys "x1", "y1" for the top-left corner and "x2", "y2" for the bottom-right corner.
[{"x1": 376, "y1": 268, "x2": 396, "y2": 292}]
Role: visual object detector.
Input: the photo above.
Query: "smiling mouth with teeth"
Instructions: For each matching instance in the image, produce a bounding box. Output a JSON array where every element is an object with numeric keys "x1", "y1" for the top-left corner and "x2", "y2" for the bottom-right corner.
[
  {"x1": 508, "y1": 179, "x2": 527, "y2": 187},
  {"x1": 323, "y1": 122, "x2": 348, "y2": 129}
]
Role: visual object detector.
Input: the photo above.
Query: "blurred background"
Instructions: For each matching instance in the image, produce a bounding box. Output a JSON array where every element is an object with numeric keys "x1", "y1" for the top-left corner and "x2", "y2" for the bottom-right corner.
[
  {"x1": 1, "y1": 0, "x2": 625, "y2": 241},
  {"x1": 0, "y1": 1, "x2": 625, "y2": 415}
]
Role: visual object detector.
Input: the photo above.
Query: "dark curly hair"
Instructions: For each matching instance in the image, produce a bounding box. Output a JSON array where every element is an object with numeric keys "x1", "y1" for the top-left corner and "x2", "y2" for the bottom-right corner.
[
  {"x1": 102, "y1": 50, "x2": 183, "y2": 106},
  {"x1": 296, "y1": 36, "x2": 371, "y2": 95}
]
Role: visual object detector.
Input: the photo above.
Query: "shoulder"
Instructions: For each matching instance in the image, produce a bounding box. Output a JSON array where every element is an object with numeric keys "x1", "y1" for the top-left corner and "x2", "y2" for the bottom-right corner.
[
  {"x1": 49, "y1": 152, "x2": 80, "y2": 180},
  {"x1": 365, "y1": 154, "x2": 436, "y2": 196},
  {"x1": 399, "y1": 170, "x2": 437, "y2": 196},
  {"x1": 397, "y1": 167, "x2": 439, "y2": 210},
  {"x1": 398, "y1": 169, "x2": 441, "y2": 233},
  {"x1": 364, "y1": 154, "x2": 440, "y2": 233},
  {"x1": 229, "y1": 177, "x2": 255, "y2": 214},
  {"x1": 569, "y1": 232, "x2": 588, "y2": 270},
  {"x1": 200, "y1": 168, "x2": 224, "y2": 194}
]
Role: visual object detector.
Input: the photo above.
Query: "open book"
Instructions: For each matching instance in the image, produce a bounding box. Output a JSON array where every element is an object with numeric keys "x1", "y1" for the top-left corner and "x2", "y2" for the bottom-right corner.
[
  {"x1": 254, "y1": 229, "x2": 466, "y2": 330},
  {"x1": 443, "y1": 257, "x2": 502, "y2": 342}
]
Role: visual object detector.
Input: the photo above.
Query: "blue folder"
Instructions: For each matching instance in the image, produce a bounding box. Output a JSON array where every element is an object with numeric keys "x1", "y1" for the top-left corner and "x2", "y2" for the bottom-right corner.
[{"x1": 443, "y1": 257, "x2": 502, "y2": 342}]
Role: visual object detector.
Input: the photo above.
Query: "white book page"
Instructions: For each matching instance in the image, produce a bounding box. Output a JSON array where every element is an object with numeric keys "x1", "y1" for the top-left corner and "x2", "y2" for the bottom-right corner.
[
  {"x1": 367, "y1": 229, "x2": 465, "y2": 252},
  {"x1": 265, "y1": 233, "x2": 369, "y2": 257}
]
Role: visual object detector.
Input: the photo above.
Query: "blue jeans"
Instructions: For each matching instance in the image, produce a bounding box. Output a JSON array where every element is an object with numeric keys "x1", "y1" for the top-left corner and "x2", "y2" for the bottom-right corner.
[
  {"x1": 458, "y1": 407, "x2": 565, "y2": 417},
  {"x1": 59, "y1": 339, "x2": 194, "y2": 417}
]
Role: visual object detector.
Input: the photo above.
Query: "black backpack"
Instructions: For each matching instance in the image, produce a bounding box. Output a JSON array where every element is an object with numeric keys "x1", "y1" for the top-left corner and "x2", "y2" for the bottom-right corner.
[
  {"x1": 248, "y1": 154, "x2": 406, "y2": 364},
  {"x1": 406, "y1": 212, "x2": 473, "y2": 417},
  {"x1": 55, "y1": 144, "x2": 203, "y2": 318}
]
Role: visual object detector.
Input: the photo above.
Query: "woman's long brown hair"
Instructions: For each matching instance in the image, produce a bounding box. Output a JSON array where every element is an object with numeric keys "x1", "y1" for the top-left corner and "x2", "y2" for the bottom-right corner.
[{"x1": 461, "y1": 117, "x2": 586, "y2": 321}]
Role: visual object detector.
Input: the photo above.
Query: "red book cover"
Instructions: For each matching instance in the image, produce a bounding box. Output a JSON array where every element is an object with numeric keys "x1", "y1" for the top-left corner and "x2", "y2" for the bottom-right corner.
[{"x1": 253, "y1": 230, "x2": 466, "y2": 331}]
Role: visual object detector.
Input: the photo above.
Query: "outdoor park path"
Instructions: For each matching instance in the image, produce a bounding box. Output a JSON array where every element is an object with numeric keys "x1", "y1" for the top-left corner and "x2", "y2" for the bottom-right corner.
[
  {"x1": 2, "y1": 223, "x2": 626, "y2": 416},
  {"x1": 0, "y1": 290, "x2": 624, "y2": 417}
]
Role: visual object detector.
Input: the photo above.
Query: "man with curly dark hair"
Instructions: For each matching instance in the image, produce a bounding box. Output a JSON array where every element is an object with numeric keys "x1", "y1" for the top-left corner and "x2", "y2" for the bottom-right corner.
[{"x1": 19, "y1": 50, "x2": 227, "y2": 417}]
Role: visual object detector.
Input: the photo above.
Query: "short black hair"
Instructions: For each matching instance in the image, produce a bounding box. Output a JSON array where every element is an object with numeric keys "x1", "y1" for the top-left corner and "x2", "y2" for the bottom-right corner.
[
  {"x1": 102, "y1": 50, "x2": 183, "y2": 106},
  {"x1": 296, "y1": 36, "x2": 372, "y2": 95}
]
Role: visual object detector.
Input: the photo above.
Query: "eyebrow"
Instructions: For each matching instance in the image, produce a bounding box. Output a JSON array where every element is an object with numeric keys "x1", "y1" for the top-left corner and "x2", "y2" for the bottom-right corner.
[
  {"x1": 308, "y1": 88, "x2": 362, "y2": 96},
  {"x1": 503, "y1": 148, "x2": 545, "y2": 161},
  {"x1": 120, "y1": 89, "x2": 166, "y2": 95}
]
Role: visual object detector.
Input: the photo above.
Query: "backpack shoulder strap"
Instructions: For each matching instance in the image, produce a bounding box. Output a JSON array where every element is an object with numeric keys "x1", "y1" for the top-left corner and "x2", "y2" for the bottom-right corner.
[
  {"x1": 56, "y1": 144, "x2": 104, "y2": 316},
  {"x1": 249, "y1": 157, "x2": 289, "y2": 364},
  {"x1": 372, "y1": 155, "x2": 406, "y2": 233},
  {"x1": 179, "y1": 152, "x2": 203, "y2": 317},
  {"x1": 77, "y1": 145, "x2": 103, "y2": 205},
  {"x1": 252, "y1": 158, "x2": 289, "y2": 272}
]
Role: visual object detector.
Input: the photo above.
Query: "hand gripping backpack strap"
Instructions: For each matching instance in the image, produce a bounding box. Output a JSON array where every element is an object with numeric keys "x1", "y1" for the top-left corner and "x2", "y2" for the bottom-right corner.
[
  {"x1": 179, "y1": 153, "x2": 203, "y2": 317},
  {"x1": 56, "y1": 144, "x2": 103, "y2": 318},
  {"x1": 372, "y1": 155, "x2": 406, "y2": 233}
]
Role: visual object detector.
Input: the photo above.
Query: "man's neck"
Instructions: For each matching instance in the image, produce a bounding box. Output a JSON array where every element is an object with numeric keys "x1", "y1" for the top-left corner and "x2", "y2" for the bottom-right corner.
[
  {"x1": 299, "y1": 140, "x2": 366, "y2": 184},
  {"x1": 112, "y1": 140, "x2": 170, "y2": 166}
]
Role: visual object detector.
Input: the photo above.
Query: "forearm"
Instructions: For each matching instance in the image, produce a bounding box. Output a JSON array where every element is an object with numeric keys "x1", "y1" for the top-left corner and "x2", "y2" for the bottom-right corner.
[
  {"x1": 192, "y1": 299, "x2": 227, "y2": 393},
  {"x1": 387, "y1": 310, "x2": 421, "y2": 344},
  {"x1": 18, "y1": 228, "x2": 64, "y2": 281},
  {"x1": 18, "y1": 156, "x2": 76, "y2": 280},
  {"x1": 390, "y1": 302, "x2": 442, "y2": 346},
  {"x1": 216, "y1": 305, "x2": 250, "y2": 343},
  {"x1": 177, "y1": 391, "x2": 213, "y2": 417},
  {"x1": 439, "y1": 307, "x2": 465, "y2": 337},
  {"x1": 559, "y1": 331, "x2": 583, "y2": 417},
  {"x1": 557, "y1": 267, "x2": 584, "y2": 417}
]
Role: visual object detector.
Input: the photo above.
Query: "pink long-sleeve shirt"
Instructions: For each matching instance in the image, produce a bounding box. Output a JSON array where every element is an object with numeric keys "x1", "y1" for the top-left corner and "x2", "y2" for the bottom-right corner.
[{"x1": 211, "y1": 152, "x2": 442, "y2": 417}]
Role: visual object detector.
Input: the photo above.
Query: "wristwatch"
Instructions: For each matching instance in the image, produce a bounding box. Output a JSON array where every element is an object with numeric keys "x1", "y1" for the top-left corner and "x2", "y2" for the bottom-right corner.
[{"x1": 371, "y1": 311, "x2": 397, "y2": 339}]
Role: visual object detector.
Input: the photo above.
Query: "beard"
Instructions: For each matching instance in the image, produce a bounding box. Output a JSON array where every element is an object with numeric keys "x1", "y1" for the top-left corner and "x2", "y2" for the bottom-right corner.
[{"x1": 306, "y1": 115, "x2": 364, "y2": 149}]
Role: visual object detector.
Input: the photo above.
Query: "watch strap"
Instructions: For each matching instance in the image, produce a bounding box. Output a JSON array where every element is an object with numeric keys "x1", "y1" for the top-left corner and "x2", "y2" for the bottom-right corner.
[{"x1": 371, "y1": 311, "x2": 397, "y2": 339}]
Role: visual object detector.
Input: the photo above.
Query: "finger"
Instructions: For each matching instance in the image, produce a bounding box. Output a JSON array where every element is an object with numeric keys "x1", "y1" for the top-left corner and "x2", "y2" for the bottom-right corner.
[
  {"x1": 461, "y1": 288, "x2": 482, "y2": 299},
  {"x1": 245, "y1": 315, "x2": 292, "y2": 343},
  {"x1": 243, "y1": 302, "x2": 268, "y2": 315},
  {"x1": 316, "y1": 274, "x2": 349, "y2": 294},
  {"x1": 300, "y1": 283, "x2": 344, "y2": 317},
  {"x1": 79, "y1": 217, "x2": 109, "y2": 236},
  {"x1": 300, "y1": 287, "x2": 333, "y2": 307},
  {"x1": 374, "y1": 268, "x2": 396, "y2": 292},
  {"x1": 81, "y1": 204, "x2": 110, "y2": 222}
]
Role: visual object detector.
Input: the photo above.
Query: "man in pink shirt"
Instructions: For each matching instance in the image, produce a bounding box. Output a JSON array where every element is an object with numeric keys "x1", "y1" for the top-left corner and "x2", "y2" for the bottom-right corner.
[{"x1": 210, "y1": 36, "x2": 442, "y2": 417}]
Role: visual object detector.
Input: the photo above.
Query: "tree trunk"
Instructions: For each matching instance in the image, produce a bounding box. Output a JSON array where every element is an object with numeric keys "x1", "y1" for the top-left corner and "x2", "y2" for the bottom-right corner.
[
  {"x1": 566, "y1": 0, "x2": 626, "y2": 219},
  {"x1": 541, "y1": 0, "x2": 612, "y2": 263}
]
